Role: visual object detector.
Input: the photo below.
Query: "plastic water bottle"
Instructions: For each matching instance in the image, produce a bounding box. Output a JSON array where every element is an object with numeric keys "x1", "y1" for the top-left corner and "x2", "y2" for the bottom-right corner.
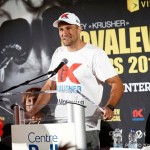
[
  {"x1": 112, "y1": 128, "x2": 123, "y2": 148},
  {"x1": 128, "y1": 129, "x2": 138, "y2": 148}
]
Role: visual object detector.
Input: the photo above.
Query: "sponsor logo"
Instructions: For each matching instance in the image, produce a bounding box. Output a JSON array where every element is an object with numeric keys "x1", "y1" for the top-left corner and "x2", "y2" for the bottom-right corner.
[
  {"x1": 125, "y1": 130, "x2": 146, "y2": 148},
  {"x1": 109, "y1": 128, "x2": 123, "y2": 137},
  {"x1": 57, "y1": 99, "x2": 84, "y2": 105},
  {"x1": 127, "y1": 0, "x2": 150, "y2": 12},
  {"x1": 29, "y1": 144, "x2": 58, "y2": 150},
  {"x1": 107, "y1": 109, "x2": 121, "y2": 122},
  {"x1": 127, "y1": 0, "x2": 139, "y2": 12},
  {"x1": 60, "y1": 13, "x2": 69, "y2": 19},
  {"x1": 131, "y1": 108, "x2": 145, "y2": 121},
  {"x1": 58, "y1": 64, "x2": 81, "y2": 84},
  {"x1": 28, "y1": 132, "x2": 58, "y2": 150},
  {"x1": 123, "y1": 82, "x2": 150, "y2": 92},
  {"x1": 136, "y1": 130, "x2": 145, "y2": 139},
  {"x1": 57, "y1": 85, "x2": 81, "y2": 93}
]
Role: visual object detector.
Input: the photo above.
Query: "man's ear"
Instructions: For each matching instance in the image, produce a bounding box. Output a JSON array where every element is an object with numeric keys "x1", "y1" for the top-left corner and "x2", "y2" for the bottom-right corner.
[{"x1": 79, "y1": 25, "x2": 83, "y2": 31}]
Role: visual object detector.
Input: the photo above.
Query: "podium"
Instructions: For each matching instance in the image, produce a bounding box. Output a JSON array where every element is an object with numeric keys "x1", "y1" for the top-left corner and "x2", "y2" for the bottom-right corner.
[
  {"x1": 2, "y1": 88, "x2": 103, "y2": 150},
  {"x1": 11, "y1": 102, "x2": 89, "y2": 150}
]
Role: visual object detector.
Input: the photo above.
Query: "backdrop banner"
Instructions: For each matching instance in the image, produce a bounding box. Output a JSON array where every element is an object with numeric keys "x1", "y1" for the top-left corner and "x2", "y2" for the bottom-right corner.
[{"x1": 0, "y1": 0, "x2": 150, "y2": 148}]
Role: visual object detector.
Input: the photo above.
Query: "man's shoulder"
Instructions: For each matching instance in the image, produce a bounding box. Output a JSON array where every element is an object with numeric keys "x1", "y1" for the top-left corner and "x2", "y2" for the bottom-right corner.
[
  {"x1": 85, "y1": 43, "x2": 104, "y2": 55},
  {"x1": 86, "y1": 43, "x2": 103, "y2": 51}
]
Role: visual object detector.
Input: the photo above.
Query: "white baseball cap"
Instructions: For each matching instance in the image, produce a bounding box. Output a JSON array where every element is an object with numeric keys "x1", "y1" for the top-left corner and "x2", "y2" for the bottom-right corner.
[{"x1": 53, "y1": 12, "x2": 81, "y2": 28}]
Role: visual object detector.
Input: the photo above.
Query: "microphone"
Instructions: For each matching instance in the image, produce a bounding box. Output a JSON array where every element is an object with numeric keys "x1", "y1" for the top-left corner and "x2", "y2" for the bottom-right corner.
[{"x1": 50, "y1": 58, "x2": 68, "y2": 77}]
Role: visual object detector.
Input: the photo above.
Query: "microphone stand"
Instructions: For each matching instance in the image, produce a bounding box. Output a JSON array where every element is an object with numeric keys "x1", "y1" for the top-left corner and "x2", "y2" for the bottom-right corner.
[
  {"x1": 0, "y1": 105, "x2": 13, "y2": 115},
  {"x1": 0, "y1": 71, "x2": 53, "y2": 93}
]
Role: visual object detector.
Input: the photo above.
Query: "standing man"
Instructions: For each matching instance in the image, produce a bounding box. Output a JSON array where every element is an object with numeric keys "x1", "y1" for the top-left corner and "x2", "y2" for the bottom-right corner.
[{"x1": 28, "y1": 12, "x2": 124, "y2": 149}]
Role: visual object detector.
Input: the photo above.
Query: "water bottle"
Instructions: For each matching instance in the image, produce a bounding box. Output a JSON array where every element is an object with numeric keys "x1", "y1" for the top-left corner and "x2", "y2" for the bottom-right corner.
[
  {"x1": 112, "y1": 128, "x2": 123, "y2": 148},
  {"x1": 128, "y1": 129, "x2": 138, "y2": 148}
]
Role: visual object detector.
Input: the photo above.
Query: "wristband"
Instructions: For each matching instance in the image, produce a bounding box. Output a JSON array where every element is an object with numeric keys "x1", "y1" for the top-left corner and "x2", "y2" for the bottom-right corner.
[{"x1": 106, "y1": 104, "x2": 115, "y2": 111}]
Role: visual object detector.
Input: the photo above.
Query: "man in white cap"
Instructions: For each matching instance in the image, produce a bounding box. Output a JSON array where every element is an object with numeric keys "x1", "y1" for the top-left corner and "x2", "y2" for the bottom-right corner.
[{"x1": 28, "y1": 12, "x2": 124, "y2": 149}]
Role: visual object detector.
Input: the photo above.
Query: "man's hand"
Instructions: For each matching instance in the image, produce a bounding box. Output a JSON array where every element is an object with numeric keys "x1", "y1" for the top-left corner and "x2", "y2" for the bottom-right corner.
[
  {"x1": 25, "y1": 111, "x2": 33, "y2": 119},
  {"x1": 102, "y1": 106, "x2": 114, "y2": 120}
]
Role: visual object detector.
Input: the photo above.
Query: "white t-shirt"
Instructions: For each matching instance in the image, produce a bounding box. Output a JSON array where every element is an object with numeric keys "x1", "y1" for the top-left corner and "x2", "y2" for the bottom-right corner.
[{"x1": 49, "y1": 43, "x2": 117, "y2": 130}]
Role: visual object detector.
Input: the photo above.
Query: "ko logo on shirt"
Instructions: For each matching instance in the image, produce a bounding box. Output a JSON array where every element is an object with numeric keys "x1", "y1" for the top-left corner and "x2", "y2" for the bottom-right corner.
[{"x1": 58, "y1": 63, "x2": 81, "y2": 84}]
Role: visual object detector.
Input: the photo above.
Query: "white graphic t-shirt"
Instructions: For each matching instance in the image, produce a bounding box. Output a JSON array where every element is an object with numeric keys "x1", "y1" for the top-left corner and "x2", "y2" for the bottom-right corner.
[{"x1": 49, "y1": 43, "x2": 117, "y2": 131}]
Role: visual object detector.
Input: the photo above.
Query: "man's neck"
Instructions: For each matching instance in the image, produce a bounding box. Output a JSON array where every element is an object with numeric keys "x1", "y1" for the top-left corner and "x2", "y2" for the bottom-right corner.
[{"x1": 67, "y1": 41, "x2": 86, "y2": 52}]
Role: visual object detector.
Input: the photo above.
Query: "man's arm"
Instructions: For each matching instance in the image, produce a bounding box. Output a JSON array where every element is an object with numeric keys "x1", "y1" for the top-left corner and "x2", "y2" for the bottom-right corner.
[
  {"x1": 103, "y1": 75, "x2": 124, "y2": 120},
  {"x1": 28, "y1": 79, "x2": 56, "y2": 117}
]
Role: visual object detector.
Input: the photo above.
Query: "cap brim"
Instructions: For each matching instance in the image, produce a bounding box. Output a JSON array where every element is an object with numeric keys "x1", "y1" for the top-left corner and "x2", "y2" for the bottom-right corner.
[
  {"x1": 53, "y1": 19, "x2": 80, "y2": 28},
  {"x1": 53, "y1": 20, "x2": 62, "y2": 28}
]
